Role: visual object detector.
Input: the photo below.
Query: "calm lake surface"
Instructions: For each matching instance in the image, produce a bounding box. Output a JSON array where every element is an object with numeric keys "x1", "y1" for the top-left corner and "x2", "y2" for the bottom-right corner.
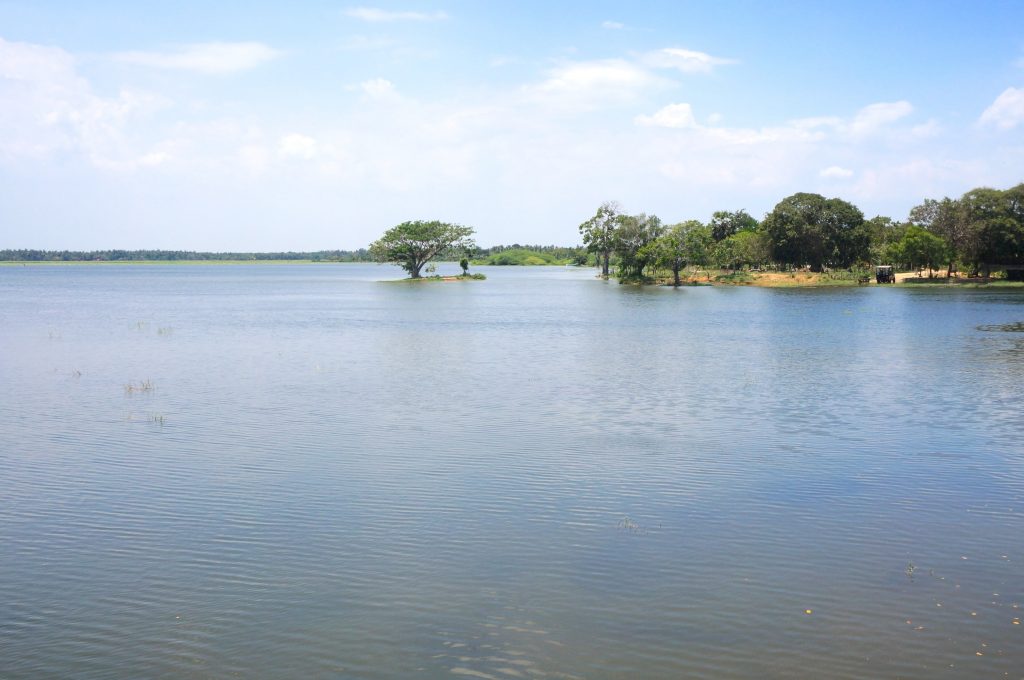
[{"x1": 1, "y1": 263, "x2": 1023, "y2": 679}]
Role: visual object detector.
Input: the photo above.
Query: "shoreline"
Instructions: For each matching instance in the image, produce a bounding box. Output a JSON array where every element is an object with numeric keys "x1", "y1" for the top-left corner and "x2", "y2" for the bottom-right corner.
[{"x1": 624, "y1": 269, "x2": 1024, "y2": 288}]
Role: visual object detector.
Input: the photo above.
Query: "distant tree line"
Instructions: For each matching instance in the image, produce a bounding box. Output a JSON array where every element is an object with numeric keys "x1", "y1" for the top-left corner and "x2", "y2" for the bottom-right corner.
[
  {"x1": 473, "y1": 244, "x2": 588, "y2": 265},
  {"x1": 0, "y1": 249, "x2": 373, "y2": 262},
  {"x1": 579, "y1": 182, "x2": 1024, "y2": 282}
]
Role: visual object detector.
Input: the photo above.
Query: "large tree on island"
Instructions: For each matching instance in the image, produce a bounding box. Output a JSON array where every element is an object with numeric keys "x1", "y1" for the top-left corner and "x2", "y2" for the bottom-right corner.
[{"x1": 369, "y1": 220, "x2": 475, "y2": 278}]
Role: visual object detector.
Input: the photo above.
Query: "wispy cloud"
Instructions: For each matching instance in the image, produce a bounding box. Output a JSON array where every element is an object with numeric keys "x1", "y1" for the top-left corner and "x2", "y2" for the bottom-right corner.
[
  {"x1": 115, "y1": 42, "x2": 282, "y2": 75},
  {"x1": 633, "y1": 99, "x2": 921, "y2": 147},
  {"x1": 534, "y1": 59, "x2": 667, "y2": 99},
  {"x1": 635, "y1": 103, "x2": 697, "y2": 129},
  {"x1": 848, "y1": 101, "x2": 913, "y2": 135},
  {"x1": 344, "y1": 7, "x2": 448, "y2": 22},
  {"x1": 641, "y1": 47, "x2": 736, "y2": 73},
  {"x1": 978, "y1": 87, "x2": 1024, "y2": 130},
  {"x1": 359, "y1": 77, "x2": 396, "y2": 98},
  {"x1": 601, "y1": 21, "x2": 625, "y2": 30},
  {"x1": 0, "y1": 37, "x2": 167, "y2": 168},
  {"x1": 820, "y1": 166, "x2": 854, "y2": 178},
  {"x1": 278, "y1": 133, "x2": 317, "y2": 160}
]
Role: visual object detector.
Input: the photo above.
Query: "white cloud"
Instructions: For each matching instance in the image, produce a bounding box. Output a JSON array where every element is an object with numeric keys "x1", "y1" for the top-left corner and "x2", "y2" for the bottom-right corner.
[
  {"x1": 820, "y1": 165, "x2": 854, "y2": 178},
  {"x1": 910, "y1": 119, "x2": 942, "y2": 138},
  {"x1": 532, "y1": 59, "x2": 668, "y2": 105},
  {"x1": 602, "y1": 21, "x2": 625, "y2": 30},
  {"x1": 5, "y1": 34, "x2": 1017, "y2": 250},
  {"x1": 0, "y1": 36, "x2": 76, "y2": 82},
  {"x1": 642, "y1": 47, "x2": 736, "y2": 73},
  {"x1": 115, "y1": 42, "x2": 282, "y2": 75},
  {"x1": 978, "y1": 87, "x2": 1024, "y2": 130},
  {"x1": 634, "y1": 103, "x2": 698, "y2": 128},
  {"x1": 634, "y1": 102, "x2": 827, "y2": 145},
  {"x1": 0, "y1": 37, "x2": 166, "y2": 167},
  {"x1": 139, "y1": 151, "x2": 171, "y2": 166},
  {"x1": 360, "y1": 77, "x2": 396, "y2": 98},
  {"x1": 279, "y1": 133, "x2": 317, "y2": 159},
  {"x1": 848, "y1": 101, "x2": 913, "y2": 135},
  {"x1": 238, "y1": 144, "x2": 270, "y2": 173},
  {"x1": 344, "y1": 7, "x2": 447, "y2": 22}
]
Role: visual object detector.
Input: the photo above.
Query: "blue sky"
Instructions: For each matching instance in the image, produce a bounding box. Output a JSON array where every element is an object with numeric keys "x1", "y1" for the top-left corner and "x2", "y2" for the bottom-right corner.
[{"x1": 1, "y1": 1, "x2": 1022, "y2": 250}]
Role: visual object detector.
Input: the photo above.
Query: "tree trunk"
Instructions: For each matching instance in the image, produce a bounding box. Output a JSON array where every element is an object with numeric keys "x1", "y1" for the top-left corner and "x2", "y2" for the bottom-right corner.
[
  {"x1": 601, "y1": 252, "x2": 610, "y2": 277},
  {"x1": 673, "y1": 264, "x2": 680, "y2": 287}
]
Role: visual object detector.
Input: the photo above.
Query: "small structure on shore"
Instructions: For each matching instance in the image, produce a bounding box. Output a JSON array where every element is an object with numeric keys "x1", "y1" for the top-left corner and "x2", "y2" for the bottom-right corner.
[{"x1": 875, "y1": 265, "x2": 895, "y2": 284}]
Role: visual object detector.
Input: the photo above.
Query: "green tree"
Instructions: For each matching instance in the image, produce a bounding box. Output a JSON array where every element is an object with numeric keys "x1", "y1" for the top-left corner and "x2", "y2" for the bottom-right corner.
[
  {"x1": 908, "y1": 197, "x2": 962, "y2": 276},
  {"x1": 614, "y1": 213, "x2": 664, "y2": 280},
  {"x1": 716, "y1": 229, "x2": 771, "y2": 270},
  {"x1": 709, "y1": 209, "x2": 758, "y2": 242},
  {"x1": 896, "y1": 226, "x2": 951, "y2": 276},
  {"x1": 681, "y1": 222, "x2": 714, "y2": 268},
  {"x1": 864, "y1": 216, "x2": 906, "y2": 265},
  {"x1": 644, "y1": 221, "x2": 688, "y2": 286},
  {"x1": 369, "y1": 220, "x2": 475, "y2": 278},
  {"x1": 579, "y1": 201, "x2": 621, "y2": 277},
  {"x1": 956, "y1": 186, "x2": 1024, "y2": 275},
  {"x1": 762, "y1": 193, "x2": 867, "y2": 271}
]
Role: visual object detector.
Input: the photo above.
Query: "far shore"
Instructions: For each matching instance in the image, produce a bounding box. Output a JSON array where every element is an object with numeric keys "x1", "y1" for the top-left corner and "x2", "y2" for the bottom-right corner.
[{"x1": 0, "y1": 259, "x2": 337, "y2": 266}]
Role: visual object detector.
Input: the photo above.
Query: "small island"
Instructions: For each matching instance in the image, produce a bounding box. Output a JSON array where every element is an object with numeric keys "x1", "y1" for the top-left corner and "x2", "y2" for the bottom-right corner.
[{"x1": 369, "y1": 219, "x2": 486, "y2": 281}]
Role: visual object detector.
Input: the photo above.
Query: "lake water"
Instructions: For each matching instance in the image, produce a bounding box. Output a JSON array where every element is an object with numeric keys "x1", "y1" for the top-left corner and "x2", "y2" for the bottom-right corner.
[{"x1": 1, "y1": 263, "x2": 1022, "y2": 679}]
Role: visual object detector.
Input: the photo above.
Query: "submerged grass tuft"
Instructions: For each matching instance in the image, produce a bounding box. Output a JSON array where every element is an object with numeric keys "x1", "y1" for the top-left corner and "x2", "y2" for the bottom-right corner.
[
  {"x1": 124, "y1": 379, "x2": 154, "y2": 394},
  {"x1": 617, "y1": 515, "x2": 648, "y2": 535}
]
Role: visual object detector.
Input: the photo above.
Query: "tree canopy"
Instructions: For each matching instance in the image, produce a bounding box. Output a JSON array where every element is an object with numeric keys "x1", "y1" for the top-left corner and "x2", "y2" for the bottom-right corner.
[
  {"x1": 709, "y1": 209, "x2": 758, "y2": 242},
  {"x1": 579, "y1": 201, "x2": 621, "y2": 277},
  {"x1": 614, "y1": 212, "x2": 664, "y2": 280},
  {"x1": 894, "y1": 226, "x2": 950, "y2": 276},
  {"x1": 369, "y1": 220, "x2": 475, "y2": 278},
  {"x1": 761, "y1": 193, "x2": 867, "y2": 272}
]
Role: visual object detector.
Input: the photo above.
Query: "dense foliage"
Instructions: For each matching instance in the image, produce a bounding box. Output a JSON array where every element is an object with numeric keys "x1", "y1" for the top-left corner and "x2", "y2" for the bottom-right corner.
[
  {"x1": 578, "y1": 182, "x2": 1024, "y2": 283},
  {"x1": 761, "y1": 193, "x2": 868, "y2": 272}
]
